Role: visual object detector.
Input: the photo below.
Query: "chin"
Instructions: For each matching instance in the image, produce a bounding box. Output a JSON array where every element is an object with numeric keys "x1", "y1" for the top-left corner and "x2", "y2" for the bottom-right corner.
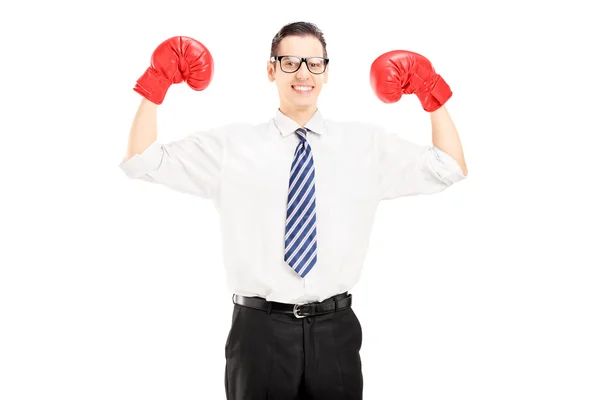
[{"x1": 293, "y1": 101, "x2": 317, "y2": 109}]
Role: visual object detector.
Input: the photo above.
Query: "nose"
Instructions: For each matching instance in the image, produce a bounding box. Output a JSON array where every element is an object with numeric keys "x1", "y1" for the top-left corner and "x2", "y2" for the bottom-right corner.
[{"x1": 296, "y1": 61, "x2": 311, "y2": 79}]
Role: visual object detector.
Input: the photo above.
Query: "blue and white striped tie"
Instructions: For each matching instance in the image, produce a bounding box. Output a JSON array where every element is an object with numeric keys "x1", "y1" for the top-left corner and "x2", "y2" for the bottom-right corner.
[{"x1": 284, "y1": 127, "x2": 317, "y2": 278}]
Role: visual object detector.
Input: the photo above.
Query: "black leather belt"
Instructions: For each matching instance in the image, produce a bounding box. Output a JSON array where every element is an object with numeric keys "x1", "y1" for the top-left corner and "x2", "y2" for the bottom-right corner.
[{"x1": 232, "y1": 291, "x2": 352, "y2": 318}]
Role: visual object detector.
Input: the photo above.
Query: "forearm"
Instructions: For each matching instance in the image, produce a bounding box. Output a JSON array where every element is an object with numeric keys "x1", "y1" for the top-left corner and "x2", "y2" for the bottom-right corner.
[
  {"x1": 430, "y1": 105, "x2": 468, "y2": 176},
  {"x1": 124, "y1": 97, "x2": 158, "y2": 162}
]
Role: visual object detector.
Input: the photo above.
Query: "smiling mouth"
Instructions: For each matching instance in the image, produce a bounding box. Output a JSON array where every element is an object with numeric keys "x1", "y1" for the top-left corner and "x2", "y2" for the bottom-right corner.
[{"x1": 291, "y1": 85, "x2": 314, "y2": 94}]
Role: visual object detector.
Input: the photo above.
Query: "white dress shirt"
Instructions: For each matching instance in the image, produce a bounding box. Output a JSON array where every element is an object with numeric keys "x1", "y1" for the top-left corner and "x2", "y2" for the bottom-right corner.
[{"x1": 118, "y1": 109, "x2": 466, "y2": 304}]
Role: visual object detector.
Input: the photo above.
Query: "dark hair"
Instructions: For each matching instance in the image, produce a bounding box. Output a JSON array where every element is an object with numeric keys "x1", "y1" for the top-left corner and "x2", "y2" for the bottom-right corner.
[{"x1": 270, "y1": 21, "x2": 328, "y2": 59}]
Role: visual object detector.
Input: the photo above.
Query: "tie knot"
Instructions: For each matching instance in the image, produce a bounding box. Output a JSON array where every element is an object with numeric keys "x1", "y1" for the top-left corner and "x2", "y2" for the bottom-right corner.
[{"x1": 294, "y1": 127, "x2": 309, "y2": 143}]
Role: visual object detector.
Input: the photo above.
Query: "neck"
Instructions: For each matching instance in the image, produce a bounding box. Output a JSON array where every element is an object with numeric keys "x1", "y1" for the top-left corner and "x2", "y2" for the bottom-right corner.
[{"x1": 279, "y1": 104, "x2": 318, "y2": 127}]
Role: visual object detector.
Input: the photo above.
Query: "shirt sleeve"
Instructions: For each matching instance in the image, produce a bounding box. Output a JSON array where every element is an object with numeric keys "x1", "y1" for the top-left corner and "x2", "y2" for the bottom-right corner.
[
  {"x1": 118, "y1": 128, "x2": 225, "y2": 200},
  {"x1": 375, "y1": 127, "x2": 466, "y2": 201}
]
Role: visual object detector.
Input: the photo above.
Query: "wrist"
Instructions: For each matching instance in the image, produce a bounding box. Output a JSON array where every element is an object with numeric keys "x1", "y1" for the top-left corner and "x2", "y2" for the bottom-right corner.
[
  {"x1": 416, "y1": 74, "x2": 452, "y2": 112},
  {"x1": 133, "y1": 67, "x2": 171, "y2": 105}
]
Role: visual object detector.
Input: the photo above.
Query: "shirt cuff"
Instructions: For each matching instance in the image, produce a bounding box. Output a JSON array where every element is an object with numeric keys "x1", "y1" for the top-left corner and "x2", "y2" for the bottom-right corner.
[
  {"x1": 429, "y1": 145, "x2": 467, "y2": 185},
  {"x1": 118, "y1": 140, "x2": 163, "y2": 179}
]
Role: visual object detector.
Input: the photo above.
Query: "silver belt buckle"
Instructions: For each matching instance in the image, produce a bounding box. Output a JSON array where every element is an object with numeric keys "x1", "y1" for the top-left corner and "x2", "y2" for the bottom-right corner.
[{"x1": 293, "y1": 304, "x2": 307, "y2": 318}]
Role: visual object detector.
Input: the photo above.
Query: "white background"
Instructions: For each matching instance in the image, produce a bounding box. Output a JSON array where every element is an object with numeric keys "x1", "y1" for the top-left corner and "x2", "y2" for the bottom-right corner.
[{"x1": 1, "y1": 0, "x2": 599, "y2": 399}]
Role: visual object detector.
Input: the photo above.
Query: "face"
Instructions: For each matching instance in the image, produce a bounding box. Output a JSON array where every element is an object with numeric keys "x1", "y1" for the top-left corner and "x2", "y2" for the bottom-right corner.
[{"x1": 267, "y1": 35, "x2": 329, "y2": 112}]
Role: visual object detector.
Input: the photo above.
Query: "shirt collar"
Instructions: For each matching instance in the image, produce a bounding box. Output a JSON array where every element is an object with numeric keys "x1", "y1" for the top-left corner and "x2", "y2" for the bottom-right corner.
[{"x1": 273, "y1": 108, "x2": 327, "y2": 137}]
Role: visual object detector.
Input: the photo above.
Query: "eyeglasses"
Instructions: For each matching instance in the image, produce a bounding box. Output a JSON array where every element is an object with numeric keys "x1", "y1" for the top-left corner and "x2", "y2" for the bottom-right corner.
[{"x1": 270, "y1": 56, "x2": 329, "y2": 74}]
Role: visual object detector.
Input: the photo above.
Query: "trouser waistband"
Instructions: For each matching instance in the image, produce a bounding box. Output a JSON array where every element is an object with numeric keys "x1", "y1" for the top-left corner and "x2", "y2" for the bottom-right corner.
[{"x1": 232, "y1": 292, "x2": 352, "y2": 318}]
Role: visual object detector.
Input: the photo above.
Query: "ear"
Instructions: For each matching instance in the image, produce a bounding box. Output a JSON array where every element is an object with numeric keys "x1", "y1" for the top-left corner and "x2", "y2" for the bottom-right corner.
[
  {"x1": 323, "y1": 64, "x2": 329, "y2": 84},
  {"x1": 267, "y1": 61, "x2": 276, "y2": 82}
]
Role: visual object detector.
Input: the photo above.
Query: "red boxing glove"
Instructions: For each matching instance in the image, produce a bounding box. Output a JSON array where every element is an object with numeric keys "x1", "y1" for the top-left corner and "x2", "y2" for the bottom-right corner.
[
  {"x1": 370, "y1": 50, "x2": 451, "y2": 112},
  {"x1": 134, "y1": 36, "x2": 214, "y2": 105}
]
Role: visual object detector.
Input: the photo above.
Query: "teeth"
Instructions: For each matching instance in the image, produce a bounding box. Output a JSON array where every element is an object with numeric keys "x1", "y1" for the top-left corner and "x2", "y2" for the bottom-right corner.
[{"x1": 293, "y1": 85, "x2": 312, "y2": 92}]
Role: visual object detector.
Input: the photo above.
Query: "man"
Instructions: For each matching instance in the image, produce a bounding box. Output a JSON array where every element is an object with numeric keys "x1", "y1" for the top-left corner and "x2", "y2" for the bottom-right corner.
[{"x1": 119, "y1": 21, "x2": 467, "y2": 400}]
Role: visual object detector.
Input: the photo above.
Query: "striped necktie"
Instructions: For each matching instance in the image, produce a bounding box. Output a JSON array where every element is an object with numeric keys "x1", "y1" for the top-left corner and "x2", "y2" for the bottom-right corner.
[{"x1": 284, "y1": 127, "x2": 317, "y2": 278}]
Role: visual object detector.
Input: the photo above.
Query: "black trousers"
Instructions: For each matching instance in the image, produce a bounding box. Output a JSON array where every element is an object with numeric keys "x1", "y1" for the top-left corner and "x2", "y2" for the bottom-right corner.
[{"x1": 224, "y1": 293, "x2": 363, "y2": 399}]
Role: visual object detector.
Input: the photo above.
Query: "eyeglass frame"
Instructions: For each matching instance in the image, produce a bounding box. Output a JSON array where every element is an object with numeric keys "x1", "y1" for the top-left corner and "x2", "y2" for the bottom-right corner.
[{"x1": 270, "y1": 55, "x2": 330, "y2": 75}]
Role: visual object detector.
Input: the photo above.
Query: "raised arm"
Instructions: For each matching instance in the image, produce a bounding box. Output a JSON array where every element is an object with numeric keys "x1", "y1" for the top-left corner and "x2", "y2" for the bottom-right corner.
[
  {"x1": 431, "y1": 105, "x2": 468, "y2": 176},
  {"x1": 370, "y1": 49, "x2": 468, "y2": 200},
  {"x1": 122, "y1": 36, "x2": 214, "y2": 161},
  {"x1": 118, "y1": 36, "x2": 223, "y2": 200},
  {"x1": 123, "y1": 98, "x2": 158, "y2": 162}
]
